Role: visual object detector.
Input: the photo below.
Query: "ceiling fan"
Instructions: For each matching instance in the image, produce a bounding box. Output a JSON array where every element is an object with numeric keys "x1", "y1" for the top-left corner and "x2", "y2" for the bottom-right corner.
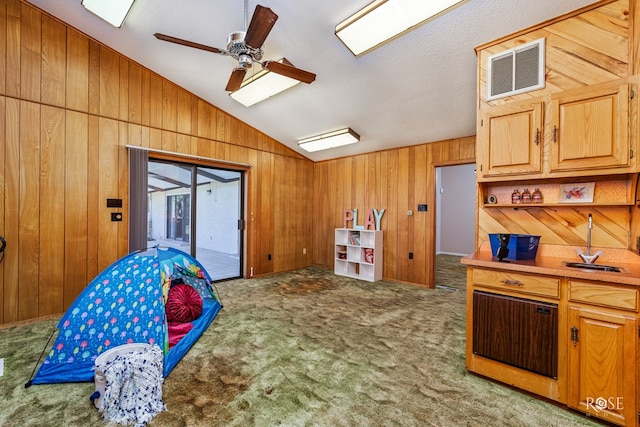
[{"x1": 154, "y1": 1, "x2": 316, "y2": 93}]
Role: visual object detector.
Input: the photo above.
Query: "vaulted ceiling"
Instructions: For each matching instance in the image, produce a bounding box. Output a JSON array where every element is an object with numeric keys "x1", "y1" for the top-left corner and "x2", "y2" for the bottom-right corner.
[{"x1": 25, "y1": 0, "x2": 597, "y2": 161}]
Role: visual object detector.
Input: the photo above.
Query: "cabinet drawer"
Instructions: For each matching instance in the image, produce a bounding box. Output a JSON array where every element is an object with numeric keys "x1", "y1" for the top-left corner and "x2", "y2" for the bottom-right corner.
[
  {"x1": 472, "y1": 268, "x2": 559, "y2": 298},
  {"x1": 569, "y1": 280, "x2": 638, "y2": 312}
]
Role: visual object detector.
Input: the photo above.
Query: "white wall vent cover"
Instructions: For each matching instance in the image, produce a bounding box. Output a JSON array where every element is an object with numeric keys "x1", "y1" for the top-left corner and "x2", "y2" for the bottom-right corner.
[{"x1": 487, "y1": 38, "x2": 545, "y2": 100}]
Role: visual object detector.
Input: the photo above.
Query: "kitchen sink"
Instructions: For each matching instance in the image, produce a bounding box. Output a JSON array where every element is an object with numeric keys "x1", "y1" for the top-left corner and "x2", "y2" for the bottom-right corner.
[{"x1": 564, "y1": 262, "x2": 624, "y2": 273}]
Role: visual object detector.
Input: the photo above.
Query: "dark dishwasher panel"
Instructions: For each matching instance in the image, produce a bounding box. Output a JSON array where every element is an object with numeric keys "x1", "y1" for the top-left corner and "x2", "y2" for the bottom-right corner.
[{"x1": 472, "y1": 290, "x2": 558, "y2": 378}]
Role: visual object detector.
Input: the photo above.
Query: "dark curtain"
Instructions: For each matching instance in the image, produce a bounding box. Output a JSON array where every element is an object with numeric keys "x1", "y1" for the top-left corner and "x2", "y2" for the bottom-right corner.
[{"x1": 128, "y1": 148, "x2": 148, "y2": 252}]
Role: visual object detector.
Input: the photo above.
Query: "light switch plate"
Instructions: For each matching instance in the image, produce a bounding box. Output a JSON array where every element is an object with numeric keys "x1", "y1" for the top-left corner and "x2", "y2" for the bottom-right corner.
[{"x1": 0, "y1": 358, "x2": 4, "y2": 377}]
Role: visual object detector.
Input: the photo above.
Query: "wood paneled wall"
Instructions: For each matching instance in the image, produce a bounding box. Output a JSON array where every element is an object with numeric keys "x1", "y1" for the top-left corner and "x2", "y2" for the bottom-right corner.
[
  {"x1": 0, "y1": 0, "x2": 314, "y2": 324},
  {"x1": 312, "y1": 137, "x2": 476, "y2": 287}
]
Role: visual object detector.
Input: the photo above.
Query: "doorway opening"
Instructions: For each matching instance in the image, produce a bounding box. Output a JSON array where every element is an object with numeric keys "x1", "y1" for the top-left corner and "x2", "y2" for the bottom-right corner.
[
  {"x1": 434, "y1": 162, "x2": 476, "y2": 289},
  {"x1": 147, "y1": 159, "x2": 244, "y2": 281}
]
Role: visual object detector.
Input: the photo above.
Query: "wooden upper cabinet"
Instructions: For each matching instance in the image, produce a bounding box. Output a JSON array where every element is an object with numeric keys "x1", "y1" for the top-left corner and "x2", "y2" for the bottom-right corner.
[
  {"x1": 478, "y1": 100, "x2": 543, "y2": 180},
  {"x1": 548, "y1": 81, "x2": 631, "y2": 174}
]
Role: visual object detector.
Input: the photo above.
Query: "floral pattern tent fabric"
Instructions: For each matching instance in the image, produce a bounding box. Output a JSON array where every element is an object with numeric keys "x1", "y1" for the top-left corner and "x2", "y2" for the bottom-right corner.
[{"x1": 28, "y1": 246, "x2": 222, "y2": 385}]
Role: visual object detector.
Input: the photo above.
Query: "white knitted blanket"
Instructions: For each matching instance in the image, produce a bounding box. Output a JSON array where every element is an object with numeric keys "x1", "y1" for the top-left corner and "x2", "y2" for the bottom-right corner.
[{"x1": 96, "y1": 344, "x2": 166, "y2": 427}]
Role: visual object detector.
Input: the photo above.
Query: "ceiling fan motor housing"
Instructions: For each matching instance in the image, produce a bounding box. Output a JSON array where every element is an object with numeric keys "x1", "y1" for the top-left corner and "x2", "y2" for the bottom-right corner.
[{"x1": 227, "y1": 31, "x2": 263, "y2": 67}]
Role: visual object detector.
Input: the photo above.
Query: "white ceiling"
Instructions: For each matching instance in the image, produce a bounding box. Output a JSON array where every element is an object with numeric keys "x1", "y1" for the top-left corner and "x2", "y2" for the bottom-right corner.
[{"x1": 25, "y1": 0, "x2": 597, "y2": 162}]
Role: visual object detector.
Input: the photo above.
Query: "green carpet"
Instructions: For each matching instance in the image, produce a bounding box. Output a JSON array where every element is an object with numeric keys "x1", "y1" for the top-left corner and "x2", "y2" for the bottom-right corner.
[{"x1": 0, "y1": 256, "x2": 601, "y2": 426}]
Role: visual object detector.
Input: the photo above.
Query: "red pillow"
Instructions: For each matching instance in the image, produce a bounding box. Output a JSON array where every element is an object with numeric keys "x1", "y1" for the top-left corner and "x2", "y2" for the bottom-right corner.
[{"x1": 165, "y1": 284, "x2": 203, "y2": 323}]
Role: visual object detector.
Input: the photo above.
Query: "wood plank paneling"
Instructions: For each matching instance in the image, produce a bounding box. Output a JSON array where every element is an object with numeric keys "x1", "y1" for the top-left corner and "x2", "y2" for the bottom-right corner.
[
  {"x1": 118, "y1": 57, "x2": 128, "y2": 122},
  {"x1": 64, "y1": 110, "x2": 88, "y2": 308},
  {"x1": 0, "y1": 3, "x2": 6, "y2": 96},
  {"x1": 18, "y1": 100, "x2": 39, "y2": 320},
  {"x1": 5, "y1": 0, "x2": 20, "y2": 98},
  {"x1": 39, "y1": 105, "x2": 65, "y2": 316},
  {"x1": 162, "y1": 80, "x2": 177, "y2": 131},
  {"x1": 128, "y1": 61, "x2": 142, "y2": 124},
  {"x1": 149, "y1": 73, "x2": 162, "y2": 128},
  {"x1": 384, "y1": 150, "x2": 399, "y2": 280},
  {"x1": 3, "y1": 97, "x2": 20, "y2": 323},
  {"x1": 99, "y1": 45, "x2": 119, "y2": 119},
  {"x1": 86, "y1": 115, "x2": 99, "y2": 280},
  {"x1": 176, "y1": 89, "x2": 192, "y2": 135},
  {"x1": 88, "y1": 40, "x2": 99, "y2": 114},
  {"x1": 66, "y1": 29, "x2": 88, "y2": 112},
  {"x1": 19, "y1": 3, "x2": 39, "y2": 102},
  {"x1": 41, "y1": 16, "x2": 65, "y2": 107}
]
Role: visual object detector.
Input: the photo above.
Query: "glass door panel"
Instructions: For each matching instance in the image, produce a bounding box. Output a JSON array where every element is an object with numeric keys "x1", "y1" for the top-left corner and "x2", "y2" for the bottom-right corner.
[
  {"x1": 147, "y1": 160, "x2": 243, "y2": 281},
  {"x1": 194, "y1": 166, "x2": 242, "y2": 281}
]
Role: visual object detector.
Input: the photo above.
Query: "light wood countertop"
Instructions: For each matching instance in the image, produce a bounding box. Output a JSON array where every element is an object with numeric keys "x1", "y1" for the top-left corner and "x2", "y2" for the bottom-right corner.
[{"x1": 461, "y1": 242, "x2": 640, "y2": 287}]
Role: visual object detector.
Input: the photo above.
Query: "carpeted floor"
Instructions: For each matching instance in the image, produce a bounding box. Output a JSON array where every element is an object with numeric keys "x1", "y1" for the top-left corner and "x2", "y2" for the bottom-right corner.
[{"x1": 0, "y1": 256, "x2": 602, "y2": 426}]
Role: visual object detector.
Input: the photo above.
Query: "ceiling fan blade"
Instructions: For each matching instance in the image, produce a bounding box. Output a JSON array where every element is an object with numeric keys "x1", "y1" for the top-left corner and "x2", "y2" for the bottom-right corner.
[
  {"x1": 226, "y1": 68, "x2": 247, "y2": 92},
  {"x1": 154, "y1": 33, "x2": 227, "y2": 55},
  {"x1": 244, "y1": 5, "x2": 278, "y2": 49},
  {"x1": 263, "y1": 61, "x2": 316, "y2": 84}
]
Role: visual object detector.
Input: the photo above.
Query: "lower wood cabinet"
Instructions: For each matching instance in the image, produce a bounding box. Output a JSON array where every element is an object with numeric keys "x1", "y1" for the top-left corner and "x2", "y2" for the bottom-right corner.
[
  {"x1": 466, "y1": 266, "x2": 640, "y2": 426},
  {"x1": 567, "y1": 305, "x2": 637, "y2": 426},
  {"x1": 567, "y1": 279, "x2": 639, "y2": 427}
]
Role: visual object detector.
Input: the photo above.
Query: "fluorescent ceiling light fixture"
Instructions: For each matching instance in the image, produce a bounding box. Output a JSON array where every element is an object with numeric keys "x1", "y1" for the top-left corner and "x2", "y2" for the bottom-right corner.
[
  {"x1": 81, "y1": 0, "x2": 136, "y2": 28},
  {"x1": 336, "y1": 0, "x2": 465, "y2": 56},
  {"x1": 298, "y1": 128, "x2": 360, "y2": 153},
  {"x1": 230, "y1": 59, "x2": 301, "y2": 107}
]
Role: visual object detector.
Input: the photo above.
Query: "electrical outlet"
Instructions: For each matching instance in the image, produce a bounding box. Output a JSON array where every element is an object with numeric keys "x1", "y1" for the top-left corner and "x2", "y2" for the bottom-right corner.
[{"x1": 303, "y1": 248, "x2": 307, "y2": 254}]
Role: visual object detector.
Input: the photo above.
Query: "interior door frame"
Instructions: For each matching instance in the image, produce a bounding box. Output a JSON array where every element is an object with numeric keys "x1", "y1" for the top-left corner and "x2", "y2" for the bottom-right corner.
[{"x1": 430, "y1": 159, "x2": 476, "y2": 287}]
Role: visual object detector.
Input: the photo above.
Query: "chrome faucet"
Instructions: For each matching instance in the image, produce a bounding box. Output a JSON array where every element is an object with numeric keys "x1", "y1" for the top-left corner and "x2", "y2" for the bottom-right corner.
[{"x1": 577, "y1": 213, "x2": 602, "y2": 264}]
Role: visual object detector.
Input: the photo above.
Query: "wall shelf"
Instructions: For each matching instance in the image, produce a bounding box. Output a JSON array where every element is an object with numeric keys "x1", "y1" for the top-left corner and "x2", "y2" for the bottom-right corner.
[{"x1": 480, "y1": 174, "x2": 638, "y2": 208}]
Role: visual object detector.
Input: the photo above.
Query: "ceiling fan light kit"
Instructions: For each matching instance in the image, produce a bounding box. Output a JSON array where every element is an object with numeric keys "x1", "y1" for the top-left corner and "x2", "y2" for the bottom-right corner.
[
  {"x1": 81, "y1": 0, "x2": 136, "y2": 28},
  {"x1": 336, "y1": 0, "x2": 465, "y2": 56},
  {"x1": 298, "y1": 128, "x2": 360, "y2": 153},
  {"x1": 230, "y1": 59, "x2": 302, "y2": 107}
]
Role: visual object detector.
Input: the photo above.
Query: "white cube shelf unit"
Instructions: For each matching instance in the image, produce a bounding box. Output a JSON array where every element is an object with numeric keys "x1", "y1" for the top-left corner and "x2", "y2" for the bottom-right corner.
[{"x1": 334, "y1": 228, "x2": 383, "y2": 282}]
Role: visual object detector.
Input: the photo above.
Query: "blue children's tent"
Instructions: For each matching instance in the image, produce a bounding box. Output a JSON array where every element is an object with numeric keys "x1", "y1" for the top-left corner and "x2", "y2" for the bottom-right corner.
[{"x1": 26, "y1": 246, "x2": 222, "y2": 386}]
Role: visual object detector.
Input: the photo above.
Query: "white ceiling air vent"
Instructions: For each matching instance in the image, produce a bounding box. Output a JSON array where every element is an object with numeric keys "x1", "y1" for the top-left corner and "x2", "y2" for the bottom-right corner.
[{"x1": 487, "y1": 38, "x2": 545, "y2": 101}]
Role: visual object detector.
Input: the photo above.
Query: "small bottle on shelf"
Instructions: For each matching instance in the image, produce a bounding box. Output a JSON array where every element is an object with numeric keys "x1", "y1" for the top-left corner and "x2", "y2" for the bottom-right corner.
[
  {"x1": 532, "y1": 188, "x2": 543, "y2": 203},
  {"x1": 521, "y1": 189, "x2": 532, "y2": 204},
  {"x1": 511, "y1": 189, "x2": 521, "y2": 204}
]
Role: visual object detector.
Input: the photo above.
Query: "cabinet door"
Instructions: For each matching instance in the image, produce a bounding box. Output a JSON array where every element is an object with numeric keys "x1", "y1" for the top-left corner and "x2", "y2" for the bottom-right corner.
[
  {"x1": 549, "y1": 82, "x2": 630, "y2": 173},
  {"x1": 478, "y1": 101, "x2": 543, "y2": 180},
  {"x1": 567, "y1": 306, "x2": 637, "y2": 426}
]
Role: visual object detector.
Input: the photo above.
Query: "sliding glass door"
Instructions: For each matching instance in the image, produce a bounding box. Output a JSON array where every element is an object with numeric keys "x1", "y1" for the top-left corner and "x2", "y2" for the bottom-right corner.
[{"x1": 147, "y1": 160, "x2": 243, "y2": 281}]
